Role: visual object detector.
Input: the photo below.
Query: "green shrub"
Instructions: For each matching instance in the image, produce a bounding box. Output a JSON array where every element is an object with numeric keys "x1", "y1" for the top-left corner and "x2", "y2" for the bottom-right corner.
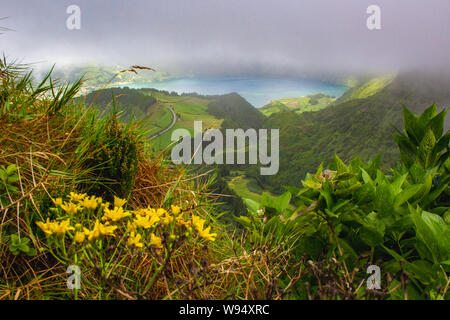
[
  {"x1": 78, "y1": 110, "x2": 141, "y2": 201},
  {"x1": 235, "y1": 104, "x2": 449, "y2": 299}
]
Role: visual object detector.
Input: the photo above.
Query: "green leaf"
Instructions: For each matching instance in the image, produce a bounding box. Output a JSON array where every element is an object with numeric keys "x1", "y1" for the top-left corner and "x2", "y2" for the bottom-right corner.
[
  {"x1": 273, "y1": 191, "x2": 292, "y2": 214},
  {"x1": 418, "y1": 127, "x2": 436, "y2": 168},
  {"x1": 360, "y1": 168, "x2": 373, "y2": 184},
  {"x1": 394, "y1": 184, "x2": 423, "y2": 208},
  {"x1": 336, "y1": 172, "x2": 355, "y2": 181},
  {"x1": 375, "y1": 182, "x2": 395, "y2": 217},
  {"x1": 7, "y1": 174, "x2": 20, "y2": 184},
  {"x1": 234, "y1": 215, "x2": 252, "y2": 229},
  {"x1": 359, "y1": 211, "x2": 385, "y2": 247},
  {"x1": 429, "y1": 108, "x2": 448, "y2": 139},
  {"x1": 244, "y1": 198, "x2": 260, "y2": 214},
  {"x1": 0, "y1": 170, "x2": 7, "y2": 182},
  {"x1": 319, "y1": 189, "x2": 333, "y2": 210},
  {"x1": 283, "y1": 186, "x2": 301, "y2": 196},
  {"x1": 360, "y1": 225, "x2": 384, "y2": 247},
  {"x1": 402, "y1": 105, "x2": 423, "y2": 145},
  {"x1": 421, "y1": 174, "x2": 450, "y2": 208},
  {"x1": 328, "y1": 154, "x2": 348, "y2": 172},
  {"x1": 6, "y1": 164, "x2": 18, "y2": 175},
  {"x1": 433, "y1": 131, "x2": 450, "y2": 154},
  {"x1": 302, "y1": 177, "x2": 321, "y2": 189},
  {"x1": 406, "y1": 260, "x2": 436, "y2": 285},
  {"x1": 393, "y1": 135, "x2": 417, "y2": 162},
  {"x1": 419, "y1": 104, "x2": 438, "y2": 127},
  {"x1": 391, "y1": 173, "x2": 408, "y2": 195},
  {"x1": 8, "y1": 235, "x2": 36, "y2": 256},
  {"x1": 410, "y1": 205, "x2": 450, "y2": 263},
  {"x1": 260, "y1": 192, "x2": 291, "y2": 215}
]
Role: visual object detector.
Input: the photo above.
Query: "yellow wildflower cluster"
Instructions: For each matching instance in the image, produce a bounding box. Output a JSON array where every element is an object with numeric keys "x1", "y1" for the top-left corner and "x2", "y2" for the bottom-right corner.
[
  {"x1": 36, "y1": 193, "x2": 216, "y2": 252},
  {"x1": 52, "y1": 192, "x2": 102, "y2": 214},
  {"x1": 102, "y1": 206, "x2": 131, "y2": 222}
]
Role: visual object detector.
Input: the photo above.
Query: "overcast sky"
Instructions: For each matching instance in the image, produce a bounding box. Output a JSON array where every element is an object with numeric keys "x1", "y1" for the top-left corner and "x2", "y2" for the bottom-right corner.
[{"x1": 1, "y1": 0, "x2": 450, "y2": 76}]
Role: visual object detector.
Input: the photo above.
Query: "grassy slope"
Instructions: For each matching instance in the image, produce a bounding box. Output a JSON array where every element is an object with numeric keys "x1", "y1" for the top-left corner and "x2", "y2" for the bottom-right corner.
[
  {"x1": 333, "y1": 75, "x2": 395, "y2": 104},
  {"x1": 227, "y1": 175, "x2": 264, "y2": 204},
  {"x1": 141, "y1": 90, "x2": 224, "y2": 150},
  {"x1": 260, "y1": 93, "x2": 337, "y2": 116},
  {"x1": 259, "y1": 76, "x2": 394, "y2": 117}
]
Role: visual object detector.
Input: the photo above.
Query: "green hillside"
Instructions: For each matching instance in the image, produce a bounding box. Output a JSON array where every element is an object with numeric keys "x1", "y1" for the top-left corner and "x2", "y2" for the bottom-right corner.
[
  {"x1": 253, "y1": 73, "x2": 450, "y2": 194},
  {"x1": 207, "y1": 92, "x2": 266, "y2": 129},
  {"x1": 333, "y1": 75, "x2": 395, "y2": 104},
  {"x1": 260, "y1": 93, "x2": 337, "y2": 116}
]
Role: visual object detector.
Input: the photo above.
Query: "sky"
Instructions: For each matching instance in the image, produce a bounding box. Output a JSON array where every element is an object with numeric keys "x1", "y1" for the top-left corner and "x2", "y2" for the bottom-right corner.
[{"x1": 1, "y1": 0, "x2": 450, "y2": 76}]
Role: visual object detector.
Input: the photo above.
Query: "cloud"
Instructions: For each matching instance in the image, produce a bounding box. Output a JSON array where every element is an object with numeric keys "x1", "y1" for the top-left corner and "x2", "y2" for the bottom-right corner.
[{"x1": 2, "y1": 0, "x2": 450, "y2": 75}]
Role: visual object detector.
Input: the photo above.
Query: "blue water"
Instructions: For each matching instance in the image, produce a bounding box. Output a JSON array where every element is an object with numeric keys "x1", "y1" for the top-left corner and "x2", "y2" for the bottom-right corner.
[{"x1": 125, "y1": 76, "x2": 348, "y2": 108}]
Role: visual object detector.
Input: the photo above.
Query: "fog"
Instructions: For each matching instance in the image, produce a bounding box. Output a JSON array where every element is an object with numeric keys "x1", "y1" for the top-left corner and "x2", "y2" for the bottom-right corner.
[{"x1": 1, "y1": 0, "x2": 450, "y2": 76}]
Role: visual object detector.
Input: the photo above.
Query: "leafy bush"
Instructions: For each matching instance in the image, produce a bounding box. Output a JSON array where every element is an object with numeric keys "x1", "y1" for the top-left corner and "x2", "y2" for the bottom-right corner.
[{"x1": 236, "y1": 104, "x2": 450, "y2": 299}]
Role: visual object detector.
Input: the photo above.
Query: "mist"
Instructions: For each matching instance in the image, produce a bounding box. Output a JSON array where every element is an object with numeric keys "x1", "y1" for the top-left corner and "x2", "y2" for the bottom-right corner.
[{"x1": 2, "y1": 0, "x2": 450, "y2": 77}]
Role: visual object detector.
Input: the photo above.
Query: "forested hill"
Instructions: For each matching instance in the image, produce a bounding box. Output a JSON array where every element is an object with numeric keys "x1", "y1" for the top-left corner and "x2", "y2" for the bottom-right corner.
[
  {"x1": 207, "y1": 92, "x2": 266, "y2": 129},
  {"x1": 255, "y1": 72, "x2": 450, "y2": 193},
  {"x1": 78, "y1": 87, "x2": 157, "y2": 121}
]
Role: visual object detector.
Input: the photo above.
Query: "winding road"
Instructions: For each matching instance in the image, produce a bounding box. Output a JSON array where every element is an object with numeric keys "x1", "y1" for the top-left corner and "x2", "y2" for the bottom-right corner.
[{"x1": 148, "y1": 106, "x2": 177, "y2": 140}]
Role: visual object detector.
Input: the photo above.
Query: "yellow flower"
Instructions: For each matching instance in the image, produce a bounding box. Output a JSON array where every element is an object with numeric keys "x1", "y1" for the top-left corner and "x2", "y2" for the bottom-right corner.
[
  {"x1": 127, "y1": 232, "x2": 144, "y2": 248},
  {"x1": 36, "y1": 219, "x2": 74, "y2": 236},
  {"x1": 36, "y1": 218, "x2": 54, "y2": 235},
  {"x1": 68, "y1": 192, "x2": 87, "y2": 202},
  {"x1": 101, "y1": 202, "x2": 110, "y2": 210},
  {"x1": 79, "y1": 195, "x2": 101, "y2": 210},
  {"x1": 54, "y1": 219, "x2": 74, "y2": 235},
  {"x1": 84, "y1": 220, "x2": 117, "y2": 241},
  {"x1": 126, "y1": 221, "x2": 137, "y2": 232},
  {"x1": 192, "y1": 215, "x2": 216, "y2": 241},
  {"x1": 60, "y1": 202, "x2": 80, "y2": 215},
  {"x1": 102, "y1": 206, "x2": 131, "y2": 222},
  {"x1": 114, "y1": 196, "x2": 127, "y2": 208},
  {"x1": 98, "y1": 222, "x2": 117, "y2": 236},
  {"x1": 176, "y1": 216, "x2": 191, "y2": 227},
  {"x1": 134, "y1": 214, "x2": 160, "y2": 229},
  {"x1": 150, "y1": 233, "x2": 163, "y2": 249},
  {"x1": 52, "y1": 198, "x2": 63, "y2": 207},
  {"x1": 161, "y1": 212, "x2": 174, "y2": 225},
  {"x1": 197, "y1": 226, "x2": 217, "y2": 241},
  {"x1": 171, "y1": 205, "x2": 181, "y2": 215},
  {"x1": 74, "y1": 231, "x2": 86, "y2": 243},
  {"x1": 134, "y1": 208, "x2": 148, "y2": 217},
  {"x1": 192, "y1": 215, "x2": 206, "y2": 231},
  {"x1": 156, "y1": 208, "x2": 167, "y2": 217}
]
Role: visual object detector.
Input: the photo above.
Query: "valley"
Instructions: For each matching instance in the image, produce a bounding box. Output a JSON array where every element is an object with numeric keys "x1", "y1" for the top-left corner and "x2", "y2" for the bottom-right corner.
[{"x1": 77, "y1": 71, "x2": 450, "y2": 216}]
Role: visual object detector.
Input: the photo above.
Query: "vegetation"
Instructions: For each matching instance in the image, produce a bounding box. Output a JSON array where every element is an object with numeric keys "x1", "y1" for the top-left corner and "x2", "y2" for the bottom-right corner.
[
  {"x1": 207, "y1": 93, "x2": 265, "y2": 130},
  {"x1": 255, "y1": 73, "x2": 450, "y2": 194},
  {"x1": 0, "y1": 58, "x2": 448, "y2": 300},
  {"x1": 0, "y1": 60, "x2": 225, "y2": 299},
  {"x1": 332, "y1": 75, "x2": 394, "y2": 105},
  {"x1": 260, "y1": 93, "x2": 337, "y2": 116},
  {"x1": 235, "y1": 104, "x2": 449, "y2": 299}
]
